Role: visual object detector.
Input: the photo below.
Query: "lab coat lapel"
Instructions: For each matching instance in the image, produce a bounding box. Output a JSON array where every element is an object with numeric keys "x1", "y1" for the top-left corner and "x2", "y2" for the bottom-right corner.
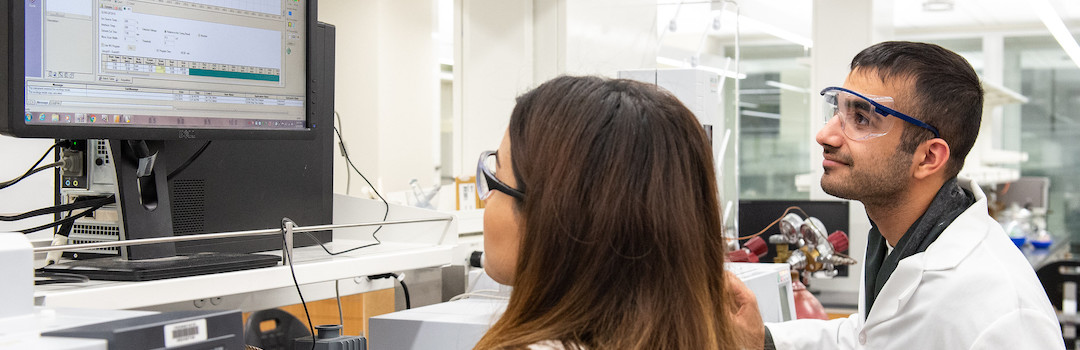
[
  {"x1": 862, "y1": 252, "x2": 926, "y2": 329},
  {"x1": 860, "y1": 179, "x2": 989, "y2": 330}
]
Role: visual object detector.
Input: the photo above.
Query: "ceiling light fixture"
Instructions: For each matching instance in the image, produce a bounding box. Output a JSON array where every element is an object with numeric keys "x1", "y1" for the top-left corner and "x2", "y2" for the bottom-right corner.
[
  {"x1": 922, "y1": 0, "x2": 954, "y2": 12},
  {"x1": 1032, "y1": 0, "x2": 1080, "y2": 70},
  {"x1": 737, "y1": 14, "x2": 813, "y2": 49},
  {"x1": 655, "y1": 57, "x2": 747, "y2": 79}
]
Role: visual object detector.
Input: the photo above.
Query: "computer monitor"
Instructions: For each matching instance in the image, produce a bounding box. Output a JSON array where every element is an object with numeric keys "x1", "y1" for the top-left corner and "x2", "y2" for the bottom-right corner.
[
  {"x1": 1, "y1": 0, "x2": 334, "y2": 280},
  {"x1": 6, "y1": 0, "x2": 314, "y2": 139}
]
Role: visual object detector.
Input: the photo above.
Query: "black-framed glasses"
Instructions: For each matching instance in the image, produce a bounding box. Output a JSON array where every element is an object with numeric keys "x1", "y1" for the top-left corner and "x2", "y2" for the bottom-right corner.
[
  {"x1": 820, "y1": 87, "x2": 941, "y2": 140},
  {"x1": 477, "y1": 150, "x2": 524, "y2": 201}
]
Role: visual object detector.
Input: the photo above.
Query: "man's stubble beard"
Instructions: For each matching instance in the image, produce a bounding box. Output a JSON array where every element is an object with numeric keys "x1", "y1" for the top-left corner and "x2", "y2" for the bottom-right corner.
[{"x1": 821, "y1": 149, "x2": 911, "y2": 208}]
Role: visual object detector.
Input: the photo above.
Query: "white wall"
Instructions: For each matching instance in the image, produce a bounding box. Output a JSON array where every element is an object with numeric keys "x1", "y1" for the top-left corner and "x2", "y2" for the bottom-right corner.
[
  {"x1": 320, "y1": 0, "x2": 440, "y2": 195},
  {"x1": 319, "y1": 1, "x2": 379, "y2": 197},
  {"x1": 375, "y1": 1, "x2": 440, "y2": 193},
  {"x1": 454, "y1": 0, "x2": 536, "y2": 176},
  {"x1": 558, "y1": 0, "x2": 658, "y2": 77},
  {"x1": 454, "y1": 0, "x2": 657, "y2": 177}
]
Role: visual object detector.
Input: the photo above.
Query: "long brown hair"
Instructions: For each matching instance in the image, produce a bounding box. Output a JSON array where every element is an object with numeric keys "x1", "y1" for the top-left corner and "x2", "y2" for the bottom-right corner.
[{"x1": 474, "y1": 76, "x2": 740, "y2": 350}]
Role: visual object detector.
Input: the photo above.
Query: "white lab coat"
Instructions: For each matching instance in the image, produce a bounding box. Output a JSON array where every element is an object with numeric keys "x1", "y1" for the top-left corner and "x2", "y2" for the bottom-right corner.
[{"x1": 767, "y1": 179, "x2": 1064, "y2": 349}]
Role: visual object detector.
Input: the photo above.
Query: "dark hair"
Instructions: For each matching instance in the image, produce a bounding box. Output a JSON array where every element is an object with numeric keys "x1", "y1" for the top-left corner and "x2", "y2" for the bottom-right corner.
[
  {"x1": 851, "y1": 41, "x2": 983, "y2": 178},
  {"x1": 474, "y1": 76, "x2": 741, "y2": 349}
]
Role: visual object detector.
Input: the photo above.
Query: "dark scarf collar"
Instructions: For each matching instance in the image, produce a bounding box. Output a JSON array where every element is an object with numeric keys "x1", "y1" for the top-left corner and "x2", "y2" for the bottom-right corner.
[{"x1": 863, "y1": 177, "x2": 975, "y2": 316}]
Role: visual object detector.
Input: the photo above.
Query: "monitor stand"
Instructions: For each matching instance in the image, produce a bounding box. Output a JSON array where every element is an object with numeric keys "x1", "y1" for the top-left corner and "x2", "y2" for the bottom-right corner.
[{"x1": 42, "y1": 140, "x2": 279, "y2": 281}]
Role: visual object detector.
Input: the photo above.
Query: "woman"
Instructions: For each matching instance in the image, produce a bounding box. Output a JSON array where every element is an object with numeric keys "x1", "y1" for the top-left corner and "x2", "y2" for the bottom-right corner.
[{"x1": 474, "y1": 76, "x2": 755, "y2": 350}]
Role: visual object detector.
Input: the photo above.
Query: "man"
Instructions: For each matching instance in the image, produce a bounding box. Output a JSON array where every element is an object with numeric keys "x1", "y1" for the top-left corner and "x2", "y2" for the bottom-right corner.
[{"x1": 730, "y1": 41, "x2": 1064, "y2": 349}]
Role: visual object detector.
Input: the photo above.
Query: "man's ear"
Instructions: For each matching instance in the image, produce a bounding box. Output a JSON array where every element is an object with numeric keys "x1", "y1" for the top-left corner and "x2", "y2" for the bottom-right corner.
[{"x1": 912, "y1": 138, "x2": 950, "y2": 180}]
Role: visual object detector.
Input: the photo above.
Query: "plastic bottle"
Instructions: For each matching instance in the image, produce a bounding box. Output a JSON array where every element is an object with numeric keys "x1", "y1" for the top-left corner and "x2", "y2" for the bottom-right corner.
[
  {"x1": 1002, "y1": 204, "x2": 1032, "y2": 248},
  {"x1": 1029, "y1": 208, "x2": 1053, "y2": 249}
]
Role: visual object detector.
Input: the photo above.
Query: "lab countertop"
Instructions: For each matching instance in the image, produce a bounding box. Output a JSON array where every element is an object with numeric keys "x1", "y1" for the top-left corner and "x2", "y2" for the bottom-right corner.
[
  {"x1": 34, "y1": 239, "x2": 453, "y2": 312},
  {"x1": 33, "y1": 195, "x2": 458, "y2": 313}
]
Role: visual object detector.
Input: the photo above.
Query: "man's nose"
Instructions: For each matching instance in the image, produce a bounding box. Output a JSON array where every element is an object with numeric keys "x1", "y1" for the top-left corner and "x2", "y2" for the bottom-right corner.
[{"x1": 816, "y1": 115, "x2": 844, "y2": 148}]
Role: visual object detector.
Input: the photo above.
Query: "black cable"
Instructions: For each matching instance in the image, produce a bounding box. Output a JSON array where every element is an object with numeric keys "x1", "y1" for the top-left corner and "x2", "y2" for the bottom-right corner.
[
  {"x1": 335, "y1": 280, "x2": 344, "y2": 326},
  {"x1": 52, "y1": 197, "x2": 113, "y2": 239},
  {"x1": 280, "y1": 219, "x2": 316, "y2": 350},
  {"x1": 279, "y1": 219, "x2": 382, "y2": 257},
  {"x1": 0, "y1": 144, "x2": 59, "y2": 190},
  {"x1": 167, "y1": 141, "x2": 212, "y2": 180},
  {"x1": 398, "y1": 278, "x2": 412, "y2": 310},
  {"x1": 0, "y1": 196, "x2": 114, "y2": 221},
  {"x1": 34, "y1": 270, "x2": 90, "y2": 285},
  {"x1": 311, "y1": 125, "x2": 388, "y2": 255},
  {"x1": 299, "y1": 230, "x2": 381, "y2": 256},
  {"x1": 368, "y1": 273, "x2": 411, "y2": 310},
  {"x1": 19, "y1": 198, "x2": 110, "y2": 234},
  {"x1": 56, "y1": 209, "x2": 76, "y2": 239},
  {"x1": 334, "y1": 125, "x2": 389, "y2": 210},
  {"x1": 5, "y1": 161, "x2": 63, "y2": 185},
  {"x1": 275, "y1": 119, "x2": 390, "y2": 257},
  {"x1": 334, "y1": 111, "x2": 351, "y2": 194}
]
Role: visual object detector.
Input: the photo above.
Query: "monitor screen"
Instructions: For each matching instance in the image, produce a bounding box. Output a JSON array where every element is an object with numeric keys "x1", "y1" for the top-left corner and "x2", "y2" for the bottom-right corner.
[{"x1": 5, "y1": 0, "x2": 314, "y2": 140}]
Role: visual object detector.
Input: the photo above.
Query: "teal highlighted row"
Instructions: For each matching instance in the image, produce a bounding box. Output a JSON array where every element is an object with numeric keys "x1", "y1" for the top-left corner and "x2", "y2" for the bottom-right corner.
[{"x1": 188, "y1": 68, "x2": 280, "y2": 82}]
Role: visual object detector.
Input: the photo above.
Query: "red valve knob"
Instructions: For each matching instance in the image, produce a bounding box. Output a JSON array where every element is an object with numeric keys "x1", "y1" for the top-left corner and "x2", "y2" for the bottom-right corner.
[
  {"x1": 828, "y1": 230, "x2": 849, "y2": 253},
  {"x1": 727, "y1": 249, "x2": 759, "y2": 263},
  {"x1": 744, "y1": 236, "x2": 768, "y2": 257},
  {"x1": 728, "y1": 250, "x2": 750, "y2": 262}
]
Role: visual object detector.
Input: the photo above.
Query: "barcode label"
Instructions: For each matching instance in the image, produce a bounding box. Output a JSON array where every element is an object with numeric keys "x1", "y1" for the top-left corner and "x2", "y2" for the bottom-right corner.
[{"x1": 163, "y1": 319, "x2": 207, "y2": 348}]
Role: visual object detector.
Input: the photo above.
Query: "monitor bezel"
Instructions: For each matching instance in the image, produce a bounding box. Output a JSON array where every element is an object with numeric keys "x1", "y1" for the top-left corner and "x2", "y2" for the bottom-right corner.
[{"x1": 1, "y1": 0, "x2": 318, "y2": 141}]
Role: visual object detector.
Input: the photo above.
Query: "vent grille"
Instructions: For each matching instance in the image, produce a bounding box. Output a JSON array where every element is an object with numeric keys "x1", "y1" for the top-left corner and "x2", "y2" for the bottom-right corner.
[
  {"x1": 70, "y1": 223, "x2": 120, "y2": 254},
  {"x1": 171, "y1": 179, "x2": 206, "y2": 234}
]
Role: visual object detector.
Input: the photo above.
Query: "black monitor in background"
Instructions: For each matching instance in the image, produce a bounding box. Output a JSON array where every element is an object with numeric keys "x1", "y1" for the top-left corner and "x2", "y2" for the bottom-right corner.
[
  {"x1": 739, "y1": 200, "x2": 851, "y2": 277},
  {"x1": 1, "y1": 0, "x2": 335, "y2": 280}
]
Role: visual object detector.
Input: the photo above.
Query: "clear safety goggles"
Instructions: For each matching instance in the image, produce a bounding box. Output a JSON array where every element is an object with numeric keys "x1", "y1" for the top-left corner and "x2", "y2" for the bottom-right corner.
[
  {"x1": 820, "y1": 87, "x2": 940, "y2": 141},
  {"x1": 476, "y1": 150, "x2": 524, "y2": 201}
]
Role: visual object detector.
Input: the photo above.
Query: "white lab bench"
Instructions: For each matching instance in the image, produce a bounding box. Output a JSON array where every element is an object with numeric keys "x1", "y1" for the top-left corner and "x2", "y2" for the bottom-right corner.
[{"x1": 32, "y1": 194, "x2": 459, "y2": 313}]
